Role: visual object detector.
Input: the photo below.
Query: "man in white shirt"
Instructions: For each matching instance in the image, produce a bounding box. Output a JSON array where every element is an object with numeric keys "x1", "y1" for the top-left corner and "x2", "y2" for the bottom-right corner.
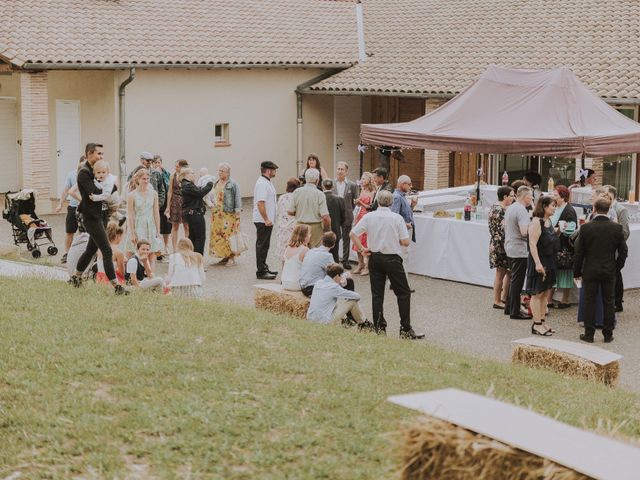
[
  {"x1": 307, "y1": 263, "x2": 373, "y2": 331},
  {"x1": 350, "y1": 190, "x2": 424, "y2": 339},
  {"x1": 253, "y1": 161, "x2": 278, "y2": 280},
  {"x1": 332, "y1": 161, "x2": 359, "y2": 269},
  {"x1": 503, "y1": 186, "x2": 533, "y2": 319}
]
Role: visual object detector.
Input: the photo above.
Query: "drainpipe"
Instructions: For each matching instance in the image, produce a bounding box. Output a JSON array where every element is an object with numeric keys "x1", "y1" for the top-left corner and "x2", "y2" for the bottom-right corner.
[
  {"x1": 356, "y1": 0, "x2": 366, "y2": 63},
  {"x1": 118, "y1": 68, "x2": 135, "y2": 189}
]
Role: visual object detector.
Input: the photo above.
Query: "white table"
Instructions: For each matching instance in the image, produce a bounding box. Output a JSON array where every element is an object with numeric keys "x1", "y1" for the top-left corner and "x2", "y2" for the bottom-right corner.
[{"x1": 407, "y1": 215, "x2": 640, "y2": 290}]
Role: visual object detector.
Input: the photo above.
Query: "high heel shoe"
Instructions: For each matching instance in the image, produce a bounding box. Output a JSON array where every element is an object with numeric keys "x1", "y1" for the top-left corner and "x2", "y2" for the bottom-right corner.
[{"x1": 531, "y1": 322, "x2": 552, "y2": 336}]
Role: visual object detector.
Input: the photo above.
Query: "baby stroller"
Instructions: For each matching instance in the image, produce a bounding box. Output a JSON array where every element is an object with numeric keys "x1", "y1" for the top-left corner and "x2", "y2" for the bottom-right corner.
[{"x1": 2, "y1": 189, "x2": 58, "y2": 258}]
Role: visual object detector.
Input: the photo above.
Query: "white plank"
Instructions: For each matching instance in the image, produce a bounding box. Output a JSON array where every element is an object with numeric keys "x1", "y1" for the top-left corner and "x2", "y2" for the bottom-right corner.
[
  {"x1": 388, "y1": 388, "x2": 640, "y2": 480},
  {"x1": 513, "y1": 337, "x2": 622, "y2": 366}
]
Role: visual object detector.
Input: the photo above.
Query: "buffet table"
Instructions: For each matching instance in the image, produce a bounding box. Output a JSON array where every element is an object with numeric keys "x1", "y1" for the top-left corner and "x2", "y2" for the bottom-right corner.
[{"x1": 406, "y1": 214, "x2": 640, "y2": 290}]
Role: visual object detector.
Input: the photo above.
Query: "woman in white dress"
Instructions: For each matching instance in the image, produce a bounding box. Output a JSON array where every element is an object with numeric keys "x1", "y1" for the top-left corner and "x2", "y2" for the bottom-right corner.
[
  {"x1": 281, "y1": 224, "x2": 311, "y2": 291},
  {"x1": 125, "y1": 168, "x2": 164, "y2": 268}
]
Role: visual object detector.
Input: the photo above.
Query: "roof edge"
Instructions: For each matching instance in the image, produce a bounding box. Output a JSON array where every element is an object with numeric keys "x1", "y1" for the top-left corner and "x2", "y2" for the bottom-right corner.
[{"x1": 21, "y1": 61, "x2": 354, "y2": 71}]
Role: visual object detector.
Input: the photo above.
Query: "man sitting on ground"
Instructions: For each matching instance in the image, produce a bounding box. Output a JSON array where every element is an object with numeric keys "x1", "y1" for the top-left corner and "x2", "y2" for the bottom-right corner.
[
  {"x1": 126, "y1": 240, "x2": 166, "y2": 292},
  {"x1": 307, "y1": 263, "x2": 373, "y2": 330},
  {"x1": 299, "y1": 232, "x2": 338, "y2": 297}
]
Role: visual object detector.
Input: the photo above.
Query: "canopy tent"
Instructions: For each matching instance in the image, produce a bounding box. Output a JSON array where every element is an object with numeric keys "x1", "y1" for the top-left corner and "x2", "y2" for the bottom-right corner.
[{"x1": 360, "y1": 65, "x2": 640, "y2": 157}]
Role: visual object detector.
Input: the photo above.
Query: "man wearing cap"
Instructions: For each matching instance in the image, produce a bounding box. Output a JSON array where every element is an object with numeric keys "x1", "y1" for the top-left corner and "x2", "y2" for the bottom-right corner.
[{"x1": 253, "y1": 161, "x2": 279, "y2": 280}]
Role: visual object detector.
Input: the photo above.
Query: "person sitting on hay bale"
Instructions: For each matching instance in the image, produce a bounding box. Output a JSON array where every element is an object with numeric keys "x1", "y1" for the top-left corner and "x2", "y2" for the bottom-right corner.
[{"x1": 307, "y1": 263, "x2": 373, "y2": 332}]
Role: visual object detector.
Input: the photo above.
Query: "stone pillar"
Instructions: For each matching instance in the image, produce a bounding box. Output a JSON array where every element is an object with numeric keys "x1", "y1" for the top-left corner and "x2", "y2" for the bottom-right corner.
[
  {"x1": 20, "y1": 71, "x2": 50, "y2": 202},
  {"x1": 423, "y1": 98, "x2": 450, "y2": 190}
]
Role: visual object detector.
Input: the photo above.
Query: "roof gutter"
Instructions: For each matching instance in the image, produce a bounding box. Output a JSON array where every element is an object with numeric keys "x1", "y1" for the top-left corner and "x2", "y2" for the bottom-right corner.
[
  {"x1": 294, "y1": 69, "x2": 345, "y2": 174},
  {"x1": 118, "y1": 68, "x2": 136, "y2": 189},
  {"x1": 20, "y1": 62, "x2": 352, "y2": 71}
]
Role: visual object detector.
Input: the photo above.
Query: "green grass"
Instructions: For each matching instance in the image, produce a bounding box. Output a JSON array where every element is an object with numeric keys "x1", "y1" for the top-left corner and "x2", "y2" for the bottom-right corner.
[{"x1": 1, "y1": 277, "x2": 639, "y2": 479}]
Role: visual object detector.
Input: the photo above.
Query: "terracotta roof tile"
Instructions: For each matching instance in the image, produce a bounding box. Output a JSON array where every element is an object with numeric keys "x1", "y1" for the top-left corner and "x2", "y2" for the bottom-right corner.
[
  {"x1": 310, "y1": 0, "x2": 640, "y2": 100},
  {"x1": 0, "y1": 0, "x2": 359, "y2": 67}
]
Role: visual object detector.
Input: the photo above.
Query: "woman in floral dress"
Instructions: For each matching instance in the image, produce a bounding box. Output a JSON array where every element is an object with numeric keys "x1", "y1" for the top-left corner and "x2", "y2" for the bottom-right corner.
[
  {"x1": 352, "y1": 171, "x2": 375, "y2": 275},
  {"x1": 125, "y1": 168, "x2": 164, "y2": 268},
  {"x1": 488, "y1": 186, "x2": 515, "y2": 308},
  {"x1": 208, "y1": 163, "x2": 241, "y2": 265},
  {"x1": 276, "y1": 177, "x2": 301, "y2": 263}
]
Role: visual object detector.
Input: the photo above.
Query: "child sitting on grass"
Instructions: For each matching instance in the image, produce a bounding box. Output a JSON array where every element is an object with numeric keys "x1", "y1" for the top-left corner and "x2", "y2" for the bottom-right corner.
[
  {"x1": 125, "y1": 240, "x2": 166, "y2": 292},
  {"x1": 166, "y1": 238, "x2": 205, "y2": 298}
]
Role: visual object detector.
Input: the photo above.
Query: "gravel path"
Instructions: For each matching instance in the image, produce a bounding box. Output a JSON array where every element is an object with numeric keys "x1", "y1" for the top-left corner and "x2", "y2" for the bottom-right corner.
[{"x1": 2, "y1": 200, "x2": 639, "y2": 391}]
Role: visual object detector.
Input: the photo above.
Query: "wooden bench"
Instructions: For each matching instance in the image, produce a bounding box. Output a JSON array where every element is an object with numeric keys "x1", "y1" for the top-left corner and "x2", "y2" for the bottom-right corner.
[
  {"x1": 389, "y1": 388, "x2": 640, "y2": 480},
  {"x1": 512, "y1": 337, "x2": 622, "y2": 386},
  {"x1": 253, "y1": 283, "x2": 309, "y2": 319}
]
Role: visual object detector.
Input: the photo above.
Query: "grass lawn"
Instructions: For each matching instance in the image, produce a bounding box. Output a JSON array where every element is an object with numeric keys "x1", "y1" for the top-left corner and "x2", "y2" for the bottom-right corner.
[{"x1": 1, "y1": 277, "x2": 640, "y2": 479}]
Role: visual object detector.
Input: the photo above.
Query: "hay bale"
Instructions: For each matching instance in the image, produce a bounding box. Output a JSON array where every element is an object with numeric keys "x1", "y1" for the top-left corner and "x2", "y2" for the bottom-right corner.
[
  {"x1": 512, "y1": 343, "x2": 619, "y2": 386},
  {"x1": 254, "y1": 287, "x2": 309, "y2": 319},
  {"x1": 398, "y1": 415, "x2": 589, "y2": 480}
]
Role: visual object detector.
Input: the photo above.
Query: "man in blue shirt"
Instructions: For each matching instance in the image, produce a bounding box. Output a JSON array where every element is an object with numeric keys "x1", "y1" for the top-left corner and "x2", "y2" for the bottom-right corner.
[
  {"x1": 391, "y1": 175, "x2": 417, "y2": 290},
  {"x1": 307, "y1": 263, "x2": 373, "y2": 331}
]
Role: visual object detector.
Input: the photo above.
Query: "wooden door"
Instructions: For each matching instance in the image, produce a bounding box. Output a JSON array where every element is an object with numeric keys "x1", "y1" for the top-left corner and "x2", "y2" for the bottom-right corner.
[{"x1": 450, "y1": 152, "x2": 489, "y2": 186}]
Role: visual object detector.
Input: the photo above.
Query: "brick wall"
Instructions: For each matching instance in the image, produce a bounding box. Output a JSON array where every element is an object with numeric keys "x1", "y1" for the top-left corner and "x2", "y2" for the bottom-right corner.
[
  {"x1": 20, "y1": 72, "x2": 51, "y2": 202},
  {"x1": 423, "y1": 98, "x2": 450, "y2": 190}
]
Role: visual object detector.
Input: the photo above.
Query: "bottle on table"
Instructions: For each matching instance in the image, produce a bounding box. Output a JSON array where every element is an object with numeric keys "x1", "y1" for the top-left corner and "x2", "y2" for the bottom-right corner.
[
  {"x1": 502, "y1": 171, "x2": 509, "y2": 186},
  {"x1": 547, "y1": 177, "x2": 554, "y2": 192},
  {"x1": 464, "y1": 197, "x2": 472, "y2": 221}
]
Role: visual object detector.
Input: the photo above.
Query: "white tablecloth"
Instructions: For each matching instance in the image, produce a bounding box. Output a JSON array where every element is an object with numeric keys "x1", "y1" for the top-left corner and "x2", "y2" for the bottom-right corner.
[{"x1": 407, "y1": 215, "x2": 640, "y2": 290}]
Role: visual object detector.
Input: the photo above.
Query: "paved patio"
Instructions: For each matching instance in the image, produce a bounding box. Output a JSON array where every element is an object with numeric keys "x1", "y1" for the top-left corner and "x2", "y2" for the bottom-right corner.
[{"x1": 1, "y1": 199, "x2": 639, "y2": 392}]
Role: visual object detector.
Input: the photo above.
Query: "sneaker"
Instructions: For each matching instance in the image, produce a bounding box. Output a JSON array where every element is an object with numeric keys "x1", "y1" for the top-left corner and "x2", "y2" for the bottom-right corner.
[
  {"x1": 400, "y1": 328, "x2": 425, "y2": 340},
  {"x1": 68, "y1": 275, "x2": 82, "y2": 288},
  {"x1": 114, "y1": 284, "x2": 130, "y2": 295},
  {"x1": 358, "y1": 320, "x2": 375, "y2": 332},
  {"x1": 341, "y1": 316, "x2": 357, "y2": 328},
  {"x1": 60, "y1": 253, "x2": 68, "y2": 264}
]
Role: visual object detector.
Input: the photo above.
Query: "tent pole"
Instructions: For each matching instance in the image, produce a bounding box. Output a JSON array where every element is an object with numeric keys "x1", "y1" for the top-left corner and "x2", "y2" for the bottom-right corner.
[
  {"x1": 476, "y1": 153, "x2": 482, "y2": 204},
  {"x1": 359, "y1": 149, "x2": 364, "y2": 177}
]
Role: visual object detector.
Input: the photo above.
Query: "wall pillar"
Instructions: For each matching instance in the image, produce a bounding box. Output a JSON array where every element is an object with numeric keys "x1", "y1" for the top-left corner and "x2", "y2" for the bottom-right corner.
[
  {"x1": 20, "y1": 71, "x2": 51, "y2": 202},
  {"x1": 423, "y1": 98, "x2": 449, "y2": 190}
]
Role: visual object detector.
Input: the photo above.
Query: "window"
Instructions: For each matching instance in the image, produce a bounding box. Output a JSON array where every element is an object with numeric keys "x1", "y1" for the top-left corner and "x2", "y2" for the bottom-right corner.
[{"x1": 214, "y1": 123, "x2": 230, "y2": 146}]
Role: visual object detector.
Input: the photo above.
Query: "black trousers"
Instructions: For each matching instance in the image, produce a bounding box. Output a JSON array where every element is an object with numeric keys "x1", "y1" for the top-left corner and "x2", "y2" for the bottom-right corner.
[
  {"x1": 302, "y1": 278, "x2": 354, "y2": 298},
  {"x1": 185, "y1": 213, "x2": 206, "y2": 255},
  {"x1": 583, "y1": 277, "x2": 616, "y2": 336},
  {"x1": 340, "y1": 223, "x2": 352, "y2": 264},
  {"x1": 615, "y1": 267, "x2": 624, "y2": 308},
  {"x1": 505, "y1": 257, "x2": 527, "y2": 316},
  {"x1": 330, "y1": 228, "x2": 341, "y2": 262},
  {"x1": 369, "y1": 252, "x2": 411, "y2": 332},
  {"x1": 76, "y1": 215, "x2": 115, "y2": 282},
  {"x1": 255, "y1": 222, "x2": 273, "y2": 274}
]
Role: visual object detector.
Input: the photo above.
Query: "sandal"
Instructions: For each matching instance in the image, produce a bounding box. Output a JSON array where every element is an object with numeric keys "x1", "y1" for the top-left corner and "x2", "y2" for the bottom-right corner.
[
  {"x1": 541, "y1": 320, "x2": 556, "y2": 334},
  {"x1": 353, "y1": 264, "x2": 363, "y2": 274},
  {"x1": 531, "y1": 322, "x2": 552, "y2": 336},
  {"x1": 360, "y1": 268, "x2": 369, "y2": 276},
  {"x1": 217, "y1": 257, "x2": 229, "y2": 265},
  {"x1": 556, "y1": 303, "x2": 571, "y2": 309}
]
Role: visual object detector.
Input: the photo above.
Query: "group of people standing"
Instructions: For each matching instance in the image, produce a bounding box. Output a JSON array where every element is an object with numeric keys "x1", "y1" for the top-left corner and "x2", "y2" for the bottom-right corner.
[
  {"x1": 254, "y1": 155, "x2": 422, "y2": 339},
  {"x1": 489, "y1": 173, "x2": 628, "y2": 342}
]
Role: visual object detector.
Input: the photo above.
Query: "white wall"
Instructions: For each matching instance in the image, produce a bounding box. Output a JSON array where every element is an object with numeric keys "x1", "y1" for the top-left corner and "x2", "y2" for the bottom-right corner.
[{"x1": 122, "y1": 68, "x2": 330, "y2": 195}]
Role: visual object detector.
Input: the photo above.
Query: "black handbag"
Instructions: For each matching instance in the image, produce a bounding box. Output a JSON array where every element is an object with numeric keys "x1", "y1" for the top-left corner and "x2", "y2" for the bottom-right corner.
[{"x1": 556, "y1": 247, "x2": 574, "y2": 270}]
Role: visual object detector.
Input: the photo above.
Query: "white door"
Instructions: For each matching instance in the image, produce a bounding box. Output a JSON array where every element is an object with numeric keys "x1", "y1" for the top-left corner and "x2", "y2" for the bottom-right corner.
[
  {"x1": 333, "y1": 96, "x2": 362, "y2": 172},
  {"x1": 56, "y1": 100, "x2": 81, "y2": 196},
  {"x1": 0, "y1": 97, "x2": 19, "y2": 192}
]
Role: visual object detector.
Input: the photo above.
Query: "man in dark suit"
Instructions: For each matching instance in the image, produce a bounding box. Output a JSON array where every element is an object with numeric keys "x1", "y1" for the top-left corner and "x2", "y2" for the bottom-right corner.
[
  {"x1": 332, "y1": 161, "x2": 359, "y2": 269},
  {"x1": 322, "y1": 179, "x2": 345, "y2": 262},
  {"x1": 369, "y1": 167, "x2": 394, "y2": 211},
  {"x1": 574, "y1": 197, "x2": 628, "y2": 343}
]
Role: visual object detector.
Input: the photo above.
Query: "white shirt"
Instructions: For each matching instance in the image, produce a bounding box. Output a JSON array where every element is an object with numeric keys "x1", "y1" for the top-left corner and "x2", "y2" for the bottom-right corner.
[
  {"x1": 351, "y1": 206, "x2": 409, "y2": 255},
  {"x1": 253, "y1": 175, "x2": 277, "y2": 223},
  {"x1": 335, "y1": 179, "x2": 347, "y2": 198},
  {"x1": 167, "y1": 253, "x2": 205, "y2": 287}
]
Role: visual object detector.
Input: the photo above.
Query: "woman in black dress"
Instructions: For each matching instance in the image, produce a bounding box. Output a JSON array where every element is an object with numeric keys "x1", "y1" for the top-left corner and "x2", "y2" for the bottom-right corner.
[{"x1": 526, "y1": 195, "x2": 560, "y2": 336}]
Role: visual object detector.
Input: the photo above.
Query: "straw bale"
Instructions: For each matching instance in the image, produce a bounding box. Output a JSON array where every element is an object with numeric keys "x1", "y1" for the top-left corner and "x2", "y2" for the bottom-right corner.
[
  {"x1": 254, "y1": 288, "x2": 309, "y2": 319},
  {"x1": 512, "y1": 344, "x2": 619, "y2": 386},
  {"x1": 398, "y1": 416, "x2": 590, "y2": 480}
]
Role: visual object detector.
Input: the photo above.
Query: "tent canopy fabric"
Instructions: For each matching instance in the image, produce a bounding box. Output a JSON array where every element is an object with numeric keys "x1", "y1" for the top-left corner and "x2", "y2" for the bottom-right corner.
[{"x1": 360, "y1": 65, "x2": 640, "y2": 157}]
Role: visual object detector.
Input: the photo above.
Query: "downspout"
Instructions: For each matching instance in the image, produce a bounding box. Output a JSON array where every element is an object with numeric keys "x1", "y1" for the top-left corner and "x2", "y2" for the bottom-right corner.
[
  {"x1": 356, "y1": 0, "x2": 366, "y2": 63},
  {"x1": 118, "y1": 68, "x2": 136, "y2": 189}
]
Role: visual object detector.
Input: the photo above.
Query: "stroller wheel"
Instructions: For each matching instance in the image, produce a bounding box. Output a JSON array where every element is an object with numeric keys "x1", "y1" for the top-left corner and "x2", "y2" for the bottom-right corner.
[
  {"x1": 26, "y1": 243, "x2": 33, "y2": 251},
  {"x1": 32, "y1": 249, "x2": 41, "y2": 259},
  {"x1": 47, "y1": 246, "x2": 58, "y2": 256}
]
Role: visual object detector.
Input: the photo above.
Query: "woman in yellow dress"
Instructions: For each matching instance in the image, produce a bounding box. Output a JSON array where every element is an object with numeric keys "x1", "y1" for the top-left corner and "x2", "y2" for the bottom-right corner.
[{"x1": 209, "y1": 163, "x2": 242, "y2": 265}]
